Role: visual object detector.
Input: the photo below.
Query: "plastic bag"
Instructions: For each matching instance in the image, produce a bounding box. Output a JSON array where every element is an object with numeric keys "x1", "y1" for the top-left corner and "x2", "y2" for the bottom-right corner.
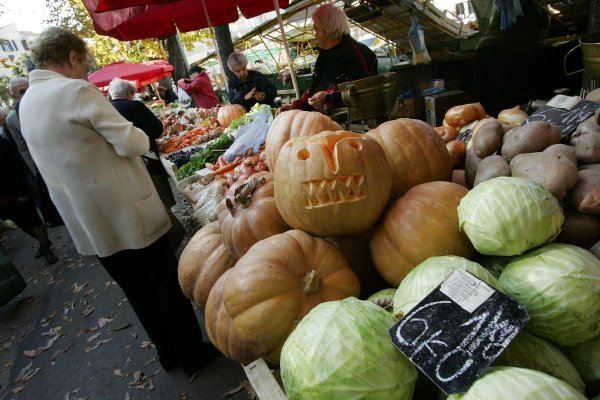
[
  {"x1": 191, "y1": 179, "x2": 224, "y2": 226},
  {"x1": 177, "y1": 87, "x2": 191, "y2": 103},
  {"x1": 408, "y1": 17, "x2": 431, "y2": 65},
  {"x1": 222, "y1": 105, "x2": 273, "y2": 162}
]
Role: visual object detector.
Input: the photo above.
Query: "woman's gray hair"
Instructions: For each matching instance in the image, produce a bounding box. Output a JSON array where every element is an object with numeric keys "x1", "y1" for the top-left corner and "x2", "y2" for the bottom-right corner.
[
  {"x1": 30, "y1": 27, "x2": 88, "y2": 69},
  {"x1": 108, "y1": 78, "x2": 136, "y2": 100},
  {"x1": 312, "y1": 4, "x2": 350, "y2": 40},
  {"x1": 226, "y1": 52, "x2": 248, "y2": 71}
]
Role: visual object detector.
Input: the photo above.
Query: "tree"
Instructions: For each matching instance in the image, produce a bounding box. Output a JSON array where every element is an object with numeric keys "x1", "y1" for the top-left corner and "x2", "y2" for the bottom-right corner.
[{"x1": 10, "y1": 53, "x2": 33, "y2": 77}]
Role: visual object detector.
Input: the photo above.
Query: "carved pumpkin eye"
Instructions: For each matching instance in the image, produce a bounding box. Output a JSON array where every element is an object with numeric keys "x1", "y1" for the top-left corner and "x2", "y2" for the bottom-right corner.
[
  {"x1": 297, "y1": 148, "x2": 310, "y2": 160},
  {"x1": 349, "y1": 140, "x2": 362, "y2": 151}
]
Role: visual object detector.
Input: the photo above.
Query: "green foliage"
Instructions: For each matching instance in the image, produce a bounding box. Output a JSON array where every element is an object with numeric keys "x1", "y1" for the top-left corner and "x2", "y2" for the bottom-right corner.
[
  {"x1": 179, "y1": 30, "x2": 211, "y2": 52},
  {"x1": 0, "y1": 75, "x2": 12, "y2": 106},
  {"x1": 10, "y1": 53, "x2": 32, "y2": 77}
]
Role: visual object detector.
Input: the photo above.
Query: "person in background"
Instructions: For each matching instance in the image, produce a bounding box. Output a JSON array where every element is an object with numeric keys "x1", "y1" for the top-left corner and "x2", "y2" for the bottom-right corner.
[
  {"x1": 0, "y1": 134, "x2": 57, "y2": 264},
  {"x1": 252, "y1": 59, "x2": 272, "y2": 75},
  {"x1": 108, "y1": 78, "x2": 185, "y2": 252},
  {"x1": 472, "y1": 0, "x2": 548, "y2": 117},
  {"x1": 227, "y1": 52, "x2": 277, "y2": 109},
  {"x1": 5, "y1": 77, "x2": 64, "y2": 230},
  {"x1": 177, "y1": 65, "x2": 220, "y2": 109},
  {"x1": 19, "y1": 27, "x2": 216, "y2": 375},
  {"x1": 279, "y1": 4, "x2": 377, "y2": 113},
  {"x1": 156, "y1": 85, "x2": 178, "y2": 105}
]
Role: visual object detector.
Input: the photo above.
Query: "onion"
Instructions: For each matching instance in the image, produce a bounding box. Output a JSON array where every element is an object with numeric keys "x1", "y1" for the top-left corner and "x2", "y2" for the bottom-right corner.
[{"x1": 498, "y1": 106, "x2": 528, "y2": 125}]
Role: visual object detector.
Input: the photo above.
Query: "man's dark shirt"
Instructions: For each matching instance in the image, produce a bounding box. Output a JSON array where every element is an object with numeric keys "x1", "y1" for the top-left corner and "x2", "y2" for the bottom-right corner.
[{"x1": 227, "y1": 70, "x2": 277, "y2": 110}]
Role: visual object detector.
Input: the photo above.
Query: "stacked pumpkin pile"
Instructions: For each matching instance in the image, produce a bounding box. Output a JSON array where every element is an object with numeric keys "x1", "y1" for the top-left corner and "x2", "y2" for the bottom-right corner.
[{"x1": 177, "y1": 104, "x2": 600, "y2": 399}]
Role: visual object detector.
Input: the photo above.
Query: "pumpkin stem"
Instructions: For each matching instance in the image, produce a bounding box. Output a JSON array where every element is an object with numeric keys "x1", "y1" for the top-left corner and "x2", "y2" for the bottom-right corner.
[
  {"x1": 303, "y1": 270, "x2": 320, "y2": 295},
  {"x1": 226, "y1": 176, "x2": 267, "y2": 216}
]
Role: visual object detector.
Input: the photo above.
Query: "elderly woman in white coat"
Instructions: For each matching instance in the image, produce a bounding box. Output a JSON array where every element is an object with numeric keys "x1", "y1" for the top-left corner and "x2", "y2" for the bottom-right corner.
[{"x1": 19, "y1": 27, "x2": 216, "y2": 375}]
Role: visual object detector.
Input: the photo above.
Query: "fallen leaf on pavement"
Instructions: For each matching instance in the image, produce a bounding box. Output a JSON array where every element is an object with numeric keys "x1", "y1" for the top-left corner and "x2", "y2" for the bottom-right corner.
[
  {"x1": 10, "y1": 386, "x2": 26, "y2": 394},
  {"x1": 51, "y1": 342, "x2": 75, "y2": 362},
  {"x1": 125, "y1": 393, "x2": 131, "y2": 400},
  {"x1": 113, "y1": 369, "x2": 127, "y2": 378},
  {"x1": 87, "y1": 333, "x2": 101, "y2": 343},
  {"x1": 13, "y1": 360, "x2": 41, "y2": 383},
  {"x1": 98, "y1": 316, "x2": 114, "y2": 328},
  {"x1": 81, "y1": 305, "x2": 95, "y2": 318},
  {"x1": 108, "y1": 323, "x2": 131, "y2": 334},
  {"x1": 63, "y1": 302, "x2": 75, "y2": 315},
  {"x1": 85, "y1": 338, "x2": 113, "y2": 353},
  {"x1": 24, "y1": 334, "x2": 61, "y2": 358},
  {"x1": 41, "y1": 326, "x2": 62, "y2": 336},
  {"x1": 71, "y1": 282, "x2": 88, "y2": 294}
]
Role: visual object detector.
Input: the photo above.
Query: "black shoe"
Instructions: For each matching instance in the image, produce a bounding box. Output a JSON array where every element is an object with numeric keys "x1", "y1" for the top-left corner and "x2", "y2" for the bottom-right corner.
[
  {"x1": 35, "y1": 240, "x2": 53, "y2": 259},
  {"x1": 181, "y1": 344, "x2": 220, "y2": 376},
  {"x1": 44, "y1": 252, "x2": 58, "y2": 265}
]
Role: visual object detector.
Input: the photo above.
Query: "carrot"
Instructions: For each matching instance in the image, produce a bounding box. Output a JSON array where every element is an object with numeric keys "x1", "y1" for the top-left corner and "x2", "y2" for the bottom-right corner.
[{"x1": 211, "y1": 159, "x2": 242, "y2": 176}]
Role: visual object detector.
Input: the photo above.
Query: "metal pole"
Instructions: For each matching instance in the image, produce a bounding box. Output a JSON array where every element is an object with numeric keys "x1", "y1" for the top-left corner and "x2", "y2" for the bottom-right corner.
[{"x1": 273, "y1": 0, "x2": 300, "y2": 98}]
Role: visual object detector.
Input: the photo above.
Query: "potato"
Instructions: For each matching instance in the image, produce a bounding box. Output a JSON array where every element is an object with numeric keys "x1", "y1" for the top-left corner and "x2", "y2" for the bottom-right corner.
[
  {"x1": 502, "y1": 127, "x2": 518, "y2": 145},
  {"x1": 474, "y1": 155, "x2": 510, "y2": 186},
  {"x1": 465, "y1": 147, "x2": 482, "y2": 188},
  {"x1": 501, "y1": 121, "x2": 562, "y2": 161},
  {"x1": 556, "y1": 209, "x2": 600, "y2": 248},
  {"x1": 570, "y1": 116, "x2": 600, "y2": 146},
  {"x1": 575, "y1": 129, "x2": 600, "y2": 164},
  {"x1": 472, "y1": 119, "x2": 504, "y2": 158},
  {"x1": 509, "y1": 152, "x2": 578, "y2": 199},
  {"x1": 567, "y1": 169, "x2": 600, "y2": 215},
  {"x1": 579, "y1": 163, "x2": 600, "y2": 171},
  {"x1": 543, "y1": 144, "x2": 577, "y2": 166},
  {"x1": 447, "y1": 140, "x2": 467, "y2": 168}
]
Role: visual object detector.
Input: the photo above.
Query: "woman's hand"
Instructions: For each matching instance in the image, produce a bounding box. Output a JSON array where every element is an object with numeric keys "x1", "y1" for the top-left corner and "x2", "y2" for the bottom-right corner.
[{"x1": 308, "y1": 91, "x2": 328, "y2": 108}]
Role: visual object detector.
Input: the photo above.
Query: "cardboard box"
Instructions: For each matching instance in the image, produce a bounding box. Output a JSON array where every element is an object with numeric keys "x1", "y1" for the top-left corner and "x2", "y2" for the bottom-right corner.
[
  {"x1": 390, "y1": 96, "x2": 425, "y2": 120},
  {"x1": 424, "y1": 90, "x2": 469, "y2": 127}
]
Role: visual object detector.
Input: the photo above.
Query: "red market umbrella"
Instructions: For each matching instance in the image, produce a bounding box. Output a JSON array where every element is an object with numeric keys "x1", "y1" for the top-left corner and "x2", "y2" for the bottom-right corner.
[
  {"x1": 87, "y1": 61, "x2": 174, "y2": 89},
  {"x1": 82, "y1": 0, "x2": 289, "y2": 41}
]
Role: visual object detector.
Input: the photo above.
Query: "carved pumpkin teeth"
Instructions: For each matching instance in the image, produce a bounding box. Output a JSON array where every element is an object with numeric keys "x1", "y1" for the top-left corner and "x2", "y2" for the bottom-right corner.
[{"x1": 301, "y1": 175, "x2": 366, "y2": 208}]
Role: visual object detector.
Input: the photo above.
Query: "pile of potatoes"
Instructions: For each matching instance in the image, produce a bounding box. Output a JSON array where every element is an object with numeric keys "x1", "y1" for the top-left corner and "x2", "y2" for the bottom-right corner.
[{"x1": 439, "y1": 102, "x2": 600, "y2": 252}]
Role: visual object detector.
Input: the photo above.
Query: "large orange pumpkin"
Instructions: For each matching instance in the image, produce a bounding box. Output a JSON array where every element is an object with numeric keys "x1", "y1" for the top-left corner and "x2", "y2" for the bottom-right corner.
[
  {"x1": 177, "y1": 221, "x2": 236, "y2": 308},
  {"x1": 264, "y1": 110, "x2": 341, "y2": 171},
  {"x1": 370, "y1": 181, "x2": 475, "y2": 286},
  {"x1": 204, "y1": 269, "x2": 258, "y2": 364},
  {"x1": 274, "y1": 130, "x2": 391, "y2": 237},
  {"x1": 221, "y1": 229, "x2": 360, "y2": 363},
  {"x1": 217, "y1": 104, "x2": 246, "y2": 128},
  {"x1": 217, "y1": 171, "x2": 290, "y2": 259},
  {"x1": 367, "y1": 118, "x2": 453, "y2": 200}
]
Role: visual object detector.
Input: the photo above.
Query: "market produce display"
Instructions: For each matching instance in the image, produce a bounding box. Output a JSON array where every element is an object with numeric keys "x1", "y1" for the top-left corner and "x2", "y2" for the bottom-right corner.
[{"x1": 160, "y1": 98, "x2": 600, "y2": 399}]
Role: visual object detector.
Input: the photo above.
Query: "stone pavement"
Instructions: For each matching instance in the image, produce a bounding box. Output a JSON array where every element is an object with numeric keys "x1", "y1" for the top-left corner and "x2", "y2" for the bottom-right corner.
[{"x1": 0, "y1": 213, "x2": 249, "y2": 400}]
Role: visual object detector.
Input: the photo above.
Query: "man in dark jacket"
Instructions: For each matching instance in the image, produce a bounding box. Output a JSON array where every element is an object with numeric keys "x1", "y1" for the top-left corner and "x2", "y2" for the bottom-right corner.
[
  {"x1": 226, "y1": 52, "x2": 278, "y2": 110},
  {"x1": 280, "y1": 4, "x2": 377, "y2": 113}
]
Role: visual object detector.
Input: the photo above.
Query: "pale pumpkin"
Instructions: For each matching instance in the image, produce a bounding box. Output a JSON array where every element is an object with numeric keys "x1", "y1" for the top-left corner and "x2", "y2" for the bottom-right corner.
[
  {"x1": 274, "y1": 130, "x2": 391, "y2": 237},
  {"x1": 370, "y1": 181, "x2": 475, "y2": 286},
  {"x1": 177, "y1": 221, "x2": 236, "y2": 308},
  {"x1": 264, "y1": 109, "x2": 341, "y2": 172},
  {"x1": 204, "y1": 269, "x2": 259, "y2": 364},
  {"x1": 217, "y1": 104, "x2": 246, "y2": 128},
  {"x1": 367, "y1": 118, "x2": 453, "y2": 200},
  {"x1": 217, "y1": 171, "x2": 290, "y2": 259},
  {"x1": 222, "y1": 229, "x2": 360, "y2": 363}
]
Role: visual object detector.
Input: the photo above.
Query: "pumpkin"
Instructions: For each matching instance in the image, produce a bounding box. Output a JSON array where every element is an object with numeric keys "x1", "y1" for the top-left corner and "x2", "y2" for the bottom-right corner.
[
  {"x1": 177, "y1": 221, "x2": 236, "y2": 308},
  {"x1": 274, "y1": 130, "x2": 391, "y2": 237},
  {"x1": 217, "y1": 104, "x2": 246, "y2": 128},
  {"x1": 221, "y1": 229, "x2": 360, "y2": 363},
  {"x1": 217, "y1": 171, "x2": 290, "y2": 259},
  {"x1": 367, "y1": 118, "x2": 453, "y2": 200},
  {"x1": 325, "y1": 232, "x2": 389, "y2": 299},
  {"x1": 204, "y1": 269, "x2": 258, "y2": 364},
  {"x1": 264, "y1": 109, "x2": 341, "y2": 172},
  {"x1": 370, "y1": 181, "x2": 475, "y2": 286}
]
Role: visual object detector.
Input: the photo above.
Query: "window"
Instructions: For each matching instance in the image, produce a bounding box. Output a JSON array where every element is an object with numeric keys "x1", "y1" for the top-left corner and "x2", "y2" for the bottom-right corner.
[
  {"x1": 21, "y1": 40, "x2": 29, "y2": 50},
  {"x1": 11, "y1": 40, "x2": 17, "y2": 50}
]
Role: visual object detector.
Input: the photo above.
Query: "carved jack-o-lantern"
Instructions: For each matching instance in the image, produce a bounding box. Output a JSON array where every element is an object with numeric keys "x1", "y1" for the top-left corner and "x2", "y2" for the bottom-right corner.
[{"x1": 274, "y1": 130, "x2": 391, "y2": 237}]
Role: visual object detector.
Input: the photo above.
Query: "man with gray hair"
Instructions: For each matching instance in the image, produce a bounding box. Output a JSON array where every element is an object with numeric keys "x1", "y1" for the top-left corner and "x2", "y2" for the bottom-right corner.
[
  {"x1": 226, "y1": 51, "x2": 277, "y2": 110},
  {"x1": 5, "y1": 76, "x2": 63, "y2": 229}
]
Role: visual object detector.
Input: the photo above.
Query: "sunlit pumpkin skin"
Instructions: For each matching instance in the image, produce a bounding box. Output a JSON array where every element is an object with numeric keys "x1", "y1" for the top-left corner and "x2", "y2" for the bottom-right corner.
[
  {"x1": 370, "y1": 181, "x2": 475, "y2": 286},
  {"x1": 222, "y1": 229, "x2": 360, "y2": 363},
  {"x1": 265, "y1": 109, "x2": 341, "y2": 172},
  {"x1": 367, "y1": 118, "x2": 453, "y2": 200},
  {"x1": 177, "y1": 221, "x2": 237, "y2": 308},
  {"x1": 217, "y1": 104, "x2": 246, "y2": 128},
  {"x1": 325, "y1": 232, "x2": 389, "y2": 299},
  {"x1": 274, "y1": 130, "x2": 391, "y2": 237},
  {"x1": 217, "y1": 171, "x2": 290, "y2": 259},
  {"x1": 205, "y1": 269, "x2": 261, "y2": 364}
]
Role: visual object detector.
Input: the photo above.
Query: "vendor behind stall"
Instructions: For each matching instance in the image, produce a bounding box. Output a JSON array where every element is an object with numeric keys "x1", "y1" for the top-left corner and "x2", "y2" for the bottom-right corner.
[
  {"x1": 226, "y1": 52, "x2": 278, "y2": 109},
  {"x1": 280, "y1": 3, "x2": 377, "y2": 114},
  {"x1": 178, "y1": 65, "x2": 220, "y2": 109}
]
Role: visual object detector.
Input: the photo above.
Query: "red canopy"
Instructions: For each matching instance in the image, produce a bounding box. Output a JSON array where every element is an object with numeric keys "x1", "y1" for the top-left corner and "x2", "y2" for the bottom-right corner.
[
  {"x1": 82, "y1": 0, "x2": 289, "y2": 41},
  {"x1": 87, "y1": 61, "x2": 174, "y2": 89}
]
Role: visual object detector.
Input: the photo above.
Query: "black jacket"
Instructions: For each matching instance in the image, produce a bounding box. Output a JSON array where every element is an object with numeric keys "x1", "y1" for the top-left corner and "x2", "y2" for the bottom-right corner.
[
  {"x1": 111, "y1": 99, "x2": 165, "y2": 175},
  {"x1": 227, "y1": 70, "x2": 277, "y2": 110}
]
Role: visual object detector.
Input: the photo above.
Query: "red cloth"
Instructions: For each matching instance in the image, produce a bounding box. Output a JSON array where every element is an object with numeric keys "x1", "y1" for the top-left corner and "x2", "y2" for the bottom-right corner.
[{"x1": 178, "y1": 72, "x2": 220, "y2": 109}]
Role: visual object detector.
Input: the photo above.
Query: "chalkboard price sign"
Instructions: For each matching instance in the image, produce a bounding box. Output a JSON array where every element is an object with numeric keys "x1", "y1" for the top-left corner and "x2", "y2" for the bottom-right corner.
[
  {"x1": 526, "y1": 99, "x2": 600, "y2": 137},
  {"x1": 389, "y1": 270, "x2": 529, "y2": 395}
]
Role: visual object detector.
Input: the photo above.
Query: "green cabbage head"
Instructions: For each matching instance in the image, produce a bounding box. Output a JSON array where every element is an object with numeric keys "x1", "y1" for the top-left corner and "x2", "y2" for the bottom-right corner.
[
  {"x1": 499, "y1": 243, "x2": 600, "y2": 346},
  {"x1": 280, "y1": 297, "x2": 417, "y2": 400},
  {"x1": 447, "y1": 366, "x2": 586, "y2": 400},
  {"x1": 457, "y1": 177, "x2": 563, "y2": 256},
  {"x1": 393, "y1": 256, "x2": 498, "y2": 319},
  {"x1": 563, "y1": 335, "x2": 600, "y2": 384}
]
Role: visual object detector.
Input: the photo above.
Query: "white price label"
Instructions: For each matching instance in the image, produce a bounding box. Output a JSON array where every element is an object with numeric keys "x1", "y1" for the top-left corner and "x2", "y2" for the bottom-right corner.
[
  {"x1": 546, "y1": 94, "x2": 581, "y2": 110},
  {"x1": 440, "y1": 270, "x2": 495, "y2": 313}
]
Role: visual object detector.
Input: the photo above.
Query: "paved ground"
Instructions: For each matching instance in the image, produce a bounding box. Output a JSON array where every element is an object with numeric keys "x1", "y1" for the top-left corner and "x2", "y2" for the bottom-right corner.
[{"x1": 0, "y1": 197, "x2": 250, "y2": 400}]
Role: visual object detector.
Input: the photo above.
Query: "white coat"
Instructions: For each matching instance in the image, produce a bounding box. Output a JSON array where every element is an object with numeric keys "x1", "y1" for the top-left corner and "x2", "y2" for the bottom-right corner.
[{"x1": 20, "y1": 70, "x2": 171, "y2": 257}]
